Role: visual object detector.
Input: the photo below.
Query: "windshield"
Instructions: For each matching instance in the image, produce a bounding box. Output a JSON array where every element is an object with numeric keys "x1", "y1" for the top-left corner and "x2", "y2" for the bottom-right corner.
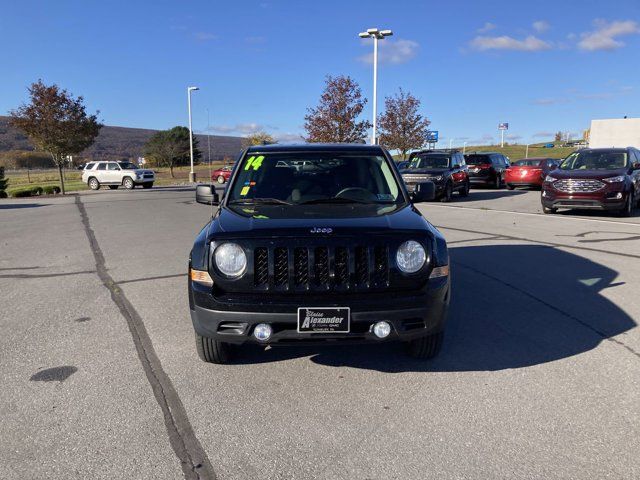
[
  {"x1": 227, "y1": 152, "x2": 403, "y2": 207},
  {"x1": 465, "y1": 155, "x2": 491, "y2": 165},
  {"x1": 559, "y1": 151, "x2": 628, "y2": 171},
  {"x1": 409, "y1": 154, "x2": 450, "y2": 169},
  {"x1": 514, "y1": 159, "x2": 543, "y2": 167},
  {"x1": 118, "y1": 162, "x2": 139, "y2": 170}
]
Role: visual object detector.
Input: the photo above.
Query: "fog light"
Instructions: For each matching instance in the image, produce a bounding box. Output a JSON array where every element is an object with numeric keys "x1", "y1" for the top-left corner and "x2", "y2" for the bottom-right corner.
[
  {"x1": 615, "y1": 192, "x2": 623, "y2": 199},
  {"x1": 372, "y1": 321, "x2": 391, "y2": 339},
  {"x1": 253, "y1": 323, "x2": 272, "y2": 341}
]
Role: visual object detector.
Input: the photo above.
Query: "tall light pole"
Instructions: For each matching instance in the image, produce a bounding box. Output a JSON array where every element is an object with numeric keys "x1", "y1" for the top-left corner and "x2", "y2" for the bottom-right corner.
[
  {"x1": 463, "y1": 142, "x2": 468, "y2": 154},
  {"x1": 359, "y1": 28, "x2": 392, "y2": 145},
  {"x1": 187, "y1": 86, "x2": 199, "y2": 183}
]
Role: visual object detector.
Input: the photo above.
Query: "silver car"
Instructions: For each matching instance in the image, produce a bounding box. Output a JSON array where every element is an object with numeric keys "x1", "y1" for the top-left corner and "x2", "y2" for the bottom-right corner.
[{"x1": 82, "y1": 161, "x2": 155, "y2": 190}]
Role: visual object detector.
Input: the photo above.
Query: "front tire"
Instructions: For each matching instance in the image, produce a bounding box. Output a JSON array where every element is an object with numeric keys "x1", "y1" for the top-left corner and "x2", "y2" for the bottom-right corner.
[
  {"x1": 507, "y1": 184, "x2": 515, "y2": 190},
  {"x1": 619, "y1": 192, "x2": 634, "y2": 217},
  {"x1": 459, "y1": 181, "x2": 470, "y2": 197},
  {"x1": 542, "y1": 205, "x2": 557, "y2": 214},
  {"x1": 494, "y1": 174, "x2": 502, "y2": 189},
  {"x1": 195, "y1": 333, "x2": 233, "y2": 364},
  {"x1": 217, "y1": 175, "x2": 225, "y2": 184},
  {"x1": 440, "y1": 183, "x2": 453, "y2": 202},
  {"x1": 123, "y1": 177, "x2": 134, "y2": 190},
  {"x1": 406, "y1": 331, "x2": 444, "y2": 359},
  {"x1": 88, "y1": 177, "x2": 100, "y2": 190}
]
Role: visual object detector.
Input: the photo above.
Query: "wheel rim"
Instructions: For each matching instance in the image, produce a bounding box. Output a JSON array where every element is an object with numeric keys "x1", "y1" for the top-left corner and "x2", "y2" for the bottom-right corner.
[
  {"x1": 218, "y1": 176, "x2": 224, "y2": 183},
  {"x1": 124, "y1": 179, "x2": 133, "y2": 188},
  {"x1": 90, "y1": 179, "x2": 97, "y2": 189}
]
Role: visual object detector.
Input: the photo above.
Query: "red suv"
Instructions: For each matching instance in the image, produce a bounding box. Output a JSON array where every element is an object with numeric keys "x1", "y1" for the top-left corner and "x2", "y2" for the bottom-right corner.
[{"x1": 541, "y1": 148, "x2": 640, "y2": 216}]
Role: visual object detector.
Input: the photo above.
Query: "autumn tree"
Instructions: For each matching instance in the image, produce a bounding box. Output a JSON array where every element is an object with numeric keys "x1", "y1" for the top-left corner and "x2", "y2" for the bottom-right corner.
[
  {"x1": 144, "y1": 126, "x2": 201, "y2": 178},
  {"x1": 10, "y1": 80, "x2": 102, "y2": 194},
  {"x1": 243, "y1": 131, "x2": 276, "y2": 147},
  {"x1": 554, "y1": 131, "x2": 563, "y2": 142},
  {"x1": 377, "y1": 89, "x2": 431, "y2": 159},
  {"x1": 304, "y1": 75, "x2": 371, "y2": 143}
]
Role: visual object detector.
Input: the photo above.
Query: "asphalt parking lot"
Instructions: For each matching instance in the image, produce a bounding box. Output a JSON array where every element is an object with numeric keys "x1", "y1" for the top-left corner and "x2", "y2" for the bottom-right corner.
[{"x1": 1, "y1": 186, "x2": 639, "y2": 480}]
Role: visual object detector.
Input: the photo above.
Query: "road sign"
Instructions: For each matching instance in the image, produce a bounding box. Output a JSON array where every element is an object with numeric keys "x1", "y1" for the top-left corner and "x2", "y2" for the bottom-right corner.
[
  {"x1": 498, "y1": 123, "x2": 509, "y2": 130},
  {"x1": 426, "y1": 131, "x2": 439, "y2": 143}
]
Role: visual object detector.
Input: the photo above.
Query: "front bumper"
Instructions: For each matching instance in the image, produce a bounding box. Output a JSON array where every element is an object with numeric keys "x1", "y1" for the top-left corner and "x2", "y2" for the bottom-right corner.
[
  {"x1": 189, "y1": 278, "x2": 450, "y2": 345},
  {"x1": 541, "y1": 189, "x2": 626, "y2": 210}
]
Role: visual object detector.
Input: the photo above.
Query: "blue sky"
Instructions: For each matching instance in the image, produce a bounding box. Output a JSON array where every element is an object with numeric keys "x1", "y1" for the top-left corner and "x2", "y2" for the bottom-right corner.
[{"x1": 1, "y1": 0, "x2": 639, "y2": 146}]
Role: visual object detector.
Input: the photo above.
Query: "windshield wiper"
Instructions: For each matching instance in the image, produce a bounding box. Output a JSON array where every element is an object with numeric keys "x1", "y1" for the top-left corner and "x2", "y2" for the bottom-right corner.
[
  {"x1": 298, "y1": 197, "x2": 373, "y2": 205},
  {"x1": 229, "y1": 197, "x2": 293, "y2": 205}
]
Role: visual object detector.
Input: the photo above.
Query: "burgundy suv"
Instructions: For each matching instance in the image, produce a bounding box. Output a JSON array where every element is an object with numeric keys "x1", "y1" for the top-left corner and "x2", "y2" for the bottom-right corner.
[{"x1": 541, "y1": 147, "x2": 640, "y2": 216}]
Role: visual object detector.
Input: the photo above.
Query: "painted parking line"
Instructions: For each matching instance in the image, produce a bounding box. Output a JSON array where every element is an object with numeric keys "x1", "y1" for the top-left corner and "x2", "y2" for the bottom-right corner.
[{"x1": 423, "y1": 203, "x2": 640, "y2": 228}]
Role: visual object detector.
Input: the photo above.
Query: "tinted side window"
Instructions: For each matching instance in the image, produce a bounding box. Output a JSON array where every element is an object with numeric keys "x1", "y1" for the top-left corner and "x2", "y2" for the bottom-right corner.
[
  {"x1": 84, "y1": 162, "x2": 95, "y2": 170},
  {"x1": 96, "y1": 163, "x2": 107, "y2": 170},
  {"x1": 107, "y1": 163, "x2": 119, "y2": 170}
]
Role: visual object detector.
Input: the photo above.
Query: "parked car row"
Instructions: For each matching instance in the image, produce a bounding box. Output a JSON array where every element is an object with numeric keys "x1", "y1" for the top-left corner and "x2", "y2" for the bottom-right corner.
[{"x1": 397, "y1": 147, "x2": 640, "y2": 217}]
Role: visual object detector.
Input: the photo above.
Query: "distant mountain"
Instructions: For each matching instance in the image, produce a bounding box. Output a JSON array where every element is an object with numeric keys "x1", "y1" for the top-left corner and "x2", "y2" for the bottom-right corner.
[{"x1": 0, "y1": 116, "x2": 243, "y2": 161}]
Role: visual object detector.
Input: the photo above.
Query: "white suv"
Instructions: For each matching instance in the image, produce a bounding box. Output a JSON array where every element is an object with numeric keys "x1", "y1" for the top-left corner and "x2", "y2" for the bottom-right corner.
[{"x1": 82, "y1": 161, "x2": 155, "y2": 190}]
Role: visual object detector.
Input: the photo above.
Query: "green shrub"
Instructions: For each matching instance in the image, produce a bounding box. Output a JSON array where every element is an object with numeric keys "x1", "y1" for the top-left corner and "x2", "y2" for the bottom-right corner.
[
  {"x1": 42, "y1": 185, "x2": 61, "y2": 194},
  {"x1": 0, "y1": 166, "x2": 7, "y2": 199},
  {"x1": 10, "y1": 185, "x2": 44, "y2": 198}
]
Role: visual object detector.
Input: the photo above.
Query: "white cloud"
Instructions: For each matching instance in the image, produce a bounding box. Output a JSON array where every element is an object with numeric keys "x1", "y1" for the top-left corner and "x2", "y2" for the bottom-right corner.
[
  {"x1": 358, "y1": 39, "x2": 419, "y2": 65},
  {"x1": 477, "y1": 22, "x2": 497, "y2": 33},
  {"x1": 532, "y1": 97, "x2": 570, "y2": 105},
  {"x1": 208, "y1": 123, "x2": 265, "y2": 135},
  {"x1": 578, "y1": 19, "x2": 640, "y2": 51},
  {"x1": 505, "y1": 134, "x2": 522, "y2": 141},
  {"x1": 533, "y1": 20, "x2": 550, "y2": 33},
  {"x1": 194, "y1": 32, "x2": 217, "y2": 41},
  {"x1": 533, "y1": 131, "x2": 555, "y2": 138},
  {"x1": 274, "y1": 133, "x2": 305, "y2": 144},
  {"x1": 469, "y1": 35, "x2": 552, "y2": 51}
]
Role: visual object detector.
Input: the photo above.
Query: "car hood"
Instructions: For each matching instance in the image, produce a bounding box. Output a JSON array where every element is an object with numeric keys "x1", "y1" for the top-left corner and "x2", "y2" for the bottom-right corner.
[
  {"x1": 401, "y1": 168, "x2": 448, "y2": 175},
  {"x1": 549, "y1": 168, "x2": 627, "y2": 180},
  {"x1": 209, "y1": 203, "x2": 431, "y2": 238}
]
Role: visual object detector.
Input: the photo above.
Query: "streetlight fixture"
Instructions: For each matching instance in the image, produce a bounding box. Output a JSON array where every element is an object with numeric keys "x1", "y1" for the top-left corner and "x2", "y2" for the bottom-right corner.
[
  {"x1": 358, "y1": 27, "x2": 393, "y2": 145},
  {"x1": 187, "y1": 86, "x2": 199, "y2": 183}
]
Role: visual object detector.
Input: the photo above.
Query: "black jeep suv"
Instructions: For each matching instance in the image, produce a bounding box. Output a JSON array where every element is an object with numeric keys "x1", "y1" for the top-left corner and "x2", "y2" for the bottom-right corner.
[
  {"x1": 401, "y1": 149, "x2": 470, "y2": 202},
  {"x1": 188, "y1": 144, "x2": 450, "y2": 363}
]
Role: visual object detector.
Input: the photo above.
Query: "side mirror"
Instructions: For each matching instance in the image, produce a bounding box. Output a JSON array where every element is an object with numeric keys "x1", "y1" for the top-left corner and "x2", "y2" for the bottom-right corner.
[
  {"x1": 195, "y1": 184, "x2": 220, "y2": 205},
  {"x1": 411, "y1": 182, "x2": 436, "y2": 202},
  {"x1": 550, "y1": 164, "x2": 558, "y2": 170},
  {"x1": 633, "y1": 162, "x2": 640, "y2": 170}
]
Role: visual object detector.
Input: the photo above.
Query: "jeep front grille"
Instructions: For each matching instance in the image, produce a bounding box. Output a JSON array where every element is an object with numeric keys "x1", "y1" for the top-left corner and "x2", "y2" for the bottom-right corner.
[
  {"x1": 554, "y1": 179, "x2": 605, "y2": 193},
  {"x1": 253, "y1": 245, "x2": 390, "y2": 291}
]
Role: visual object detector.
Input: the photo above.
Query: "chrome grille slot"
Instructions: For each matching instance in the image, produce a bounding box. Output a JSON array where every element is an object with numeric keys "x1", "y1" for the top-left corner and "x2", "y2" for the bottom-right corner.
[
  {"x1": 254, "y1": 247, "x2": 269, "y2": 286},
  {"x1": 334, "y1": 247, "x2": 349, "y2": 286},
  {"x1": 554, "y1": 179, "x2": 605, "y2": 193},
  {"x1": 355, "y1": 246, "x2": 369, "y2": 286},
  {"x1": 294, "y1": 248, "x2": 309, "y2": 286},
  {"x1": 313, "y1": 247, "x2": 330, "y2": 286},
  {"x1": 373, "y1": 246, "x2": 389, "y2": 286},
  {"x1": 274, "y1": 247, "x2": 288, "y2": 286}
]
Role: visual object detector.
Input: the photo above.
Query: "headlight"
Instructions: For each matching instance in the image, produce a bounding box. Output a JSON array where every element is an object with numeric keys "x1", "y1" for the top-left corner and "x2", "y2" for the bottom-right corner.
[
  {"x1": 603, "y1": 176, "x2": 625, "y2": 183},
  {"x1": 544, "y1": 175, "x2": 557, "y2": 183},
  {"x1": 433, "y1": 175, "x2": 443, "y2": 182},
  {"x1": 396, "y1": 240, "x2": 427, "y2": 274},
  {"x1": 214, "y1": 243, "x2": 247, "y2": 277}
]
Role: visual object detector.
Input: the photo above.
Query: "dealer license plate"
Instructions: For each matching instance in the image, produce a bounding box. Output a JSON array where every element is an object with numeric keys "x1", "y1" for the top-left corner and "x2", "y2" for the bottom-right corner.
[{"x1": 297, "y1": 307, "x2": 350, "y2": 333}]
